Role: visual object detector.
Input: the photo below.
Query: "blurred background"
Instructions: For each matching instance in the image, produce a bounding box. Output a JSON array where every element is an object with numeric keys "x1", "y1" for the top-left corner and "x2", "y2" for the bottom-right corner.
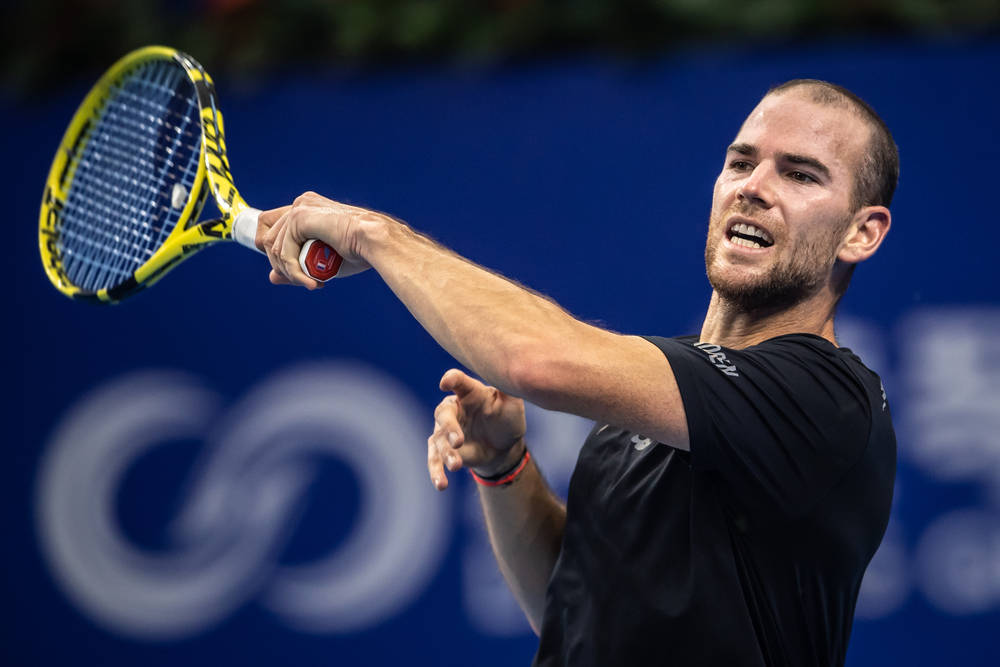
[{"x1": 5, "y1": 1, "x2": 1000, "y2": 665}]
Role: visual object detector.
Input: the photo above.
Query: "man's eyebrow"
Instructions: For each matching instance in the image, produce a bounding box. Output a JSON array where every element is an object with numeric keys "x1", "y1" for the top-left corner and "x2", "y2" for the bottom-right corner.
[
  {"x1": 781, "y1": 153, "x2": 831, "y2": 181},
  {"x1": 727, "y1": 142, "x2": 756, "y2": 156},
  {"x1": 726, "y1": 143, "x2": 832, "y2": 182}
]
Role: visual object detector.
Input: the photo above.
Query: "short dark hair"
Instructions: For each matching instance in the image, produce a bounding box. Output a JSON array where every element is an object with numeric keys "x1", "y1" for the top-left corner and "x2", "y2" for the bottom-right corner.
[{"x1": 766, "y1": 79, "x2": 899, "y2": 210}]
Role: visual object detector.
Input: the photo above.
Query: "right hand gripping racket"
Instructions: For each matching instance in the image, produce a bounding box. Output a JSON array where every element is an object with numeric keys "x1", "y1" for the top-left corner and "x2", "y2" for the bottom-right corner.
[{"x1": 40, "y1": 45, "x2": 343, "y2": 304}]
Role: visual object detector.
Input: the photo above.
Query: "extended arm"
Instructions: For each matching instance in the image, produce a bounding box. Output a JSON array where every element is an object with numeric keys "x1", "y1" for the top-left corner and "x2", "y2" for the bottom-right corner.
[{"x1": 260, "y1": 193, "x2": 690, "y2": 450}]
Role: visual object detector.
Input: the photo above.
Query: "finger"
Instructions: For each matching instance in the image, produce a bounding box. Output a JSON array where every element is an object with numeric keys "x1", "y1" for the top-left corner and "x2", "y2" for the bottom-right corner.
[
  {"x1": 434, "y1": 421, "x2": 465, "y2": 470},
  {"x1": 433, "y1": 401, "x2": 466, "y2": 449},
  {"x1": 446, "y1": 449, "x2": 464, "y2": 471},
  {"x1": 267, "y1": 222, "x2": 292, "y2": 283},
  {"x1": 269, "y1": 269, "x2": 293, "y2": 285},
  {"x1": 255, "y1": 205, "x2": 292, "y2": 251},
  {"x1": 278, "y1": 212, "x2": 323, "y2": 290},
  {"x1": 427, "y1": 434, "x2": 449, "y2": 490},
  {"x1": 264, "y1": 216, "x2": 285, "y2": 272},
  {"x1": 439, "y1": 368, "x2": 481, "y2": 401},
  {"x1": 261, "y1": 209, "x2": 286, "y2": 250}
]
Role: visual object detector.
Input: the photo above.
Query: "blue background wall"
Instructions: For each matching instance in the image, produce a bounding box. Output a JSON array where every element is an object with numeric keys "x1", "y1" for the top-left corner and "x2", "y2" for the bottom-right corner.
[{"x1": 7, "y1": 39, "x2": 1000, "y2": 665}]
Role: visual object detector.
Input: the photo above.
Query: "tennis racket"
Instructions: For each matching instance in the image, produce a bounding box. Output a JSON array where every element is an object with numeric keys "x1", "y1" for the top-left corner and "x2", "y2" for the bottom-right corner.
[{"x1": 39, "y1": 45, "x2": 342, "y2": 304}]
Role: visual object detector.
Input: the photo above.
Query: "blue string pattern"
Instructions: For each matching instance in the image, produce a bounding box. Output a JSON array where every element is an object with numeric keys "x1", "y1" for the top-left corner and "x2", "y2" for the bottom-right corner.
[{"x1": 58, "y1": 59, "x2": 202, "y2": 292}]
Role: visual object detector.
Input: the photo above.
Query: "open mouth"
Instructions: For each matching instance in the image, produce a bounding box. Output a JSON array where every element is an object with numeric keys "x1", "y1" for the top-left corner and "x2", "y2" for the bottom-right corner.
[{"x1": 727, "y1": 221, "x2": 774, "y2": 249}]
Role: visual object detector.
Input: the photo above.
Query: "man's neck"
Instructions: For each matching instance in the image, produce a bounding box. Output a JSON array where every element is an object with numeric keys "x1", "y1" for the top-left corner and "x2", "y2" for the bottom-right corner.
[{"x1": 698, "y1": 289, "x2": 838, "y2": 350}]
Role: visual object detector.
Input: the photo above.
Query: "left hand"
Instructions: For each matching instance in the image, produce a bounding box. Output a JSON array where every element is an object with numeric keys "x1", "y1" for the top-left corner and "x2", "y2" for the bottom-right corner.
[
  {"x1": 258, "y1": 191, "x2": 376, "y2": 289},
  {"x1": 427, "y1": 369, "x2": 527, "y2": 490}
]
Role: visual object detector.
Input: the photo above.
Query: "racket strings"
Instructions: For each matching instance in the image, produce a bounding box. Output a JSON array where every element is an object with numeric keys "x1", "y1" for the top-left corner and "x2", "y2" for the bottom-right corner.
[
  {"x1": 61, "y1": 63, "x2": 195, "y2": 290},
  {"x1": 84, "y1": 65, "x2": 199, "y2": 289},
  {"x1": 61, "y1": 108, "x2": 192, "y2": 265},
  {"x1": 61, "y1": 67, "x2": 177, "y2": 288},
  {"x1": 59, "y1": 59, "x2": 203, "y2": 291},
  {"x1": 100, "y1": 65, "x2": 197, "y2": 283}
]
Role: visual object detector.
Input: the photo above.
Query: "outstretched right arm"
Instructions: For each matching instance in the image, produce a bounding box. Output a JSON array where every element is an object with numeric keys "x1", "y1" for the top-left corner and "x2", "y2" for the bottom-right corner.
[{"x1": 429, "y1": 369, "x2": 565, "y2": 635}]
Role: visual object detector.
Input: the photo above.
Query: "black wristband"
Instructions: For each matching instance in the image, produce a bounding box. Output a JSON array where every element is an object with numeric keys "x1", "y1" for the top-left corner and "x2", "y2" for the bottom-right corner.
[{"x1": 470, "y1": 444, "x2": 529, "y2": 486}]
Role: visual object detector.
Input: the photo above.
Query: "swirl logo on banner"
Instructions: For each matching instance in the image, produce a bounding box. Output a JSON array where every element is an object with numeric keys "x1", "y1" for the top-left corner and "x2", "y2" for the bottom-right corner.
[
  {"x1": 32, "y1": 307, "x2": 1000, "y2": 642},
  {"x1": 35, "y1": 363, "x2": 450, "y2": 640}
]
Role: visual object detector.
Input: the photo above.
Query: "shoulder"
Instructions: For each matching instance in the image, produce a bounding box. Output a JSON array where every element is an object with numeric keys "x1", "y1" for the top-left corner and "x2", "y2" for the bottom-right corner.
[
  {"x1": 749, "y1": 334, "x2": 882, "y2": 405},
  {"x1": 643, "y1": 333, "x2": 869, "y2": 386},
  {"x1": 646, "y1": 332, "x2": 880, "y2": 458}
]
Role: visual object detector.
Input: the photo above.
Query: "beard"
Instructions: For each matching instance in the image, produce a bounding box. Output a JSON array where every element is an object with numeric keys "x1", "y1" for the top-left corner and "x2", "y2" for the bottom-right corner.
[{"x1": 704, "y1": 210, "x2": 848, "y2": 313}]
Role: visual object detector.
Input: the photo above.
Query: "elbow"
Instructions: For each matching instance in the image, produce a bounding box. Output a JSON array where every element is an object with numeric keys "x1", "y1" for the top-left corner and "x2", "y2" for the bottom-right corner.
[{"x1": 504, "y1": 343, "x2": 572, "y2": 409}]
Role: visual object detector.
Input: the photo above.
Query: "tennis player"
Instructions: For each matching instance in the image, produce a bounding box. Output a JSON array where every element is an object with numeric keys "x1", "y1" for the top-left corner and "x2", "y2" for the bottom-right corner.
[{"x1": 259, "y1": 79, "x2": 897, "y2": 666}]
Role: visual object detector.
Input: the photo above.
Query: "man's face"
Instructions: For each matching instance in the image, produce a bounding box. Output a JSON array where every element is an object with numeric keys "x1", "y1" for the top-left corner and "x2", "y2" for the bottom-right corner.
[{"x1": 704, "y1": 89, "x2": 869, "y2": 312}]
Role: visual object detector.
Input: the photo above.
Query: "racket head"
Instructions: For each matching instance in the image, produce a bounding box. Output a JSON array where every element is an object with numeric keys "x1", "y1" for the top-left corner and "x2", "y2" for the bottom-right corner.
[{"x1": 39, "y1": 46, "x2": 248, "y2": 303}]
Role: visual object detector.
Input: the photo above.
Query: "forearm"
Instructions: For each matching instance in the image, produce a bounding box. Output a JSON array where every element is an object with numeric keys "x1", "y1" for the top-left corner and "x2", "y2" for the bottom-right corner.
[
  {"x1": 476, "y1": 454, "x2": 566, "y2": 635},
  {"x1": 359, "y1": 216, "x2": 583, "y2": 396}
]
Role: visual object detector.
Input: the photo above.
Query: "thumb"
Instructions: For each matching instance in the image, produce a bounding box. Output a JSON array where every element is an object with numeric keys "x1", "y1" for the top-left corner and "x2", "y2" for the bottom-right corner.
[{"x1": 439, "y1": 368, "x2": 481, "y2": 400}]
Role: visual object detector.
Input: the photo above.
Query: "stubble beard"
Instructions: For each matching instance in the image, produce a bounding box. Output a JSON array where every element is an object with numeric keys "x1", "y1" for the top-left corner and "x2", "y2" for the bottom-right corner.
[{"x1": 704, "y1": 213, "x2": 845, "y2": 314}]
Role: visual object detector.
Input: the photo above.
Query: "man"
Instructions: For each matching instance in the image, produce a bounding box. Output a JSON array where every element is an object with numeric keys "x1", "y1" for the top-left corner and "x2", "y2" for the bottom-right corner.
[{"x1": 258, "y1": 79, "x2": 897, "y2": 666}]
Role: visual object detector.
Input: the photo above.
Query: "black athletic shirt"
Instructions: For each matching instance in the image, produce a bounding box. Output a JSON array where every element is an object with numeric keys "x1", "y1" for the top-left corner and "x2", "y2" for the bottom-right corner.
[{"x1": 532, "y1": 334, "x2": 896, "y2": 667}]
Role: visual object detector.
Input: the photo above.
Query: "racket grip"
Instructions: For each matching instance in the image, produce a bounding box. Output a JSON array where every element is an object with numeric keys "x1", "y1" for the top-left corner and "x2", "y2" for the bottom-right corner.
[
  {"x1": 234, "y1": 208, "x2": 343, "y2": 281},
  {"x1": 298, "y1": 240, "x2": 344, "y2": 281},
  {"x1": 233, "y1": 207, "x2": 263, "y2": 251}
]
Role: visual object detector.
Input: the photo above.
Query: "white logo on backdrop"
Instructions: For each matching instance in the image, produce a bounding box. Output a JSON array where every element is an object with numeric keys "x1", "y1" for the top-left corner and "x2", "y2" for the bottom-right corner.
[
  {"x1": 839, "y1": 309, "x2": 1000, "y2": 619},
  {"x1": 35, "y1": 363, "x2": 449, "y2": 640},
  {"x1": 901, "y1": 309, "x2": 1000, "y2": 503}
]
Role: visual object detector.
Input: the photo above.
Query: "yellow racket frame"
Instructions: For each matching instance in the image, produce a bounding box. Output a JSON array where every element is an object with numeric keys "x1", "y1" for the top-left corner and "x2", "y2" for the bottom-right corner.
[{"x1": 39, "y1": 46, "x2": 251, "y2": 303}]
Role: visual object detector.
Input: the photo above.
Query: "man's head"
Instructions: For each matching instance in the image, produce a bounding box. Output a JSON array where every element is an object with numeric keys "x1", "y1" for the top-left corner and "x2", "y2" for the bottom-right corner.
[{"x1": 704, "y1": 80, "x2": 897, "y2": 313}]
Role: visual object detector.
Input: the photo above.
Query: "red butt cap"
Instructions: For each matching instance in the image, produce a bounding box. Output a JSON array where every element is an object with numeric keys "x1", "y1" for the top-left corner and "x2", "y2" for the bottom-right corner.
[{"x1": 303, "y1": 241, "x2": 343, "y2": 281}]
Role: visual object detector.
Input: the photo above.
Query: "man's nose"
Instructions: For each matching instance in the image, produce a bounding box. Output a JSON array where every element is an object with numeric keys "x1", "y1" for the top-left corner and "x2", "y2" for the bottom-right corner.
[{"x1": 737, "y1": 163, "x2": 775, "y2": 208}]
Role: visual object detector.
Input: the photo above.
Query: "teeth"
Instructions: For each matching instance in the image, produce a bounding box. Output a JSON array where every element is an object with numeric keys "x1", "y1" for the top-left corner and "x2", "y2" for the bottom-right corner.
[
  {"x1": 729, "y1": 222, "x2": 773, "y2": 245},
  {"x1": 730, "y1": 236, "x2": 763, "y2": 249}
]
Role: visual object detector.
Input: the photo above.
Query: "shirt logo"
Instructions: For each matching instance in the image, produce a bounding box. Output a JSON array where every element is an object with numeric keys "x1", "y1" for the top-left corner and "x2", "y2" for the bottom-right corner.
[
  {"x1": 631, "y1": 434, "x2": 654, "y2": 451},
  {"x1": 693, "y1": 342, "x2": 739, "y2": 377}
]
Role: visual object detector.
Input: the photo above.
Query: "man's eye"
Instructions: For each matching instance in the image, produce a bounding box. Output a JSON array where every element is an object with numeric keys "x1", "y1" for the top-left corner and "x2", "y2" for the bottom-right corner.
[
  {"x1": 729, "y1": 160, "x2": 752, "y2": 170},
  {"x1": 788, "y1": 171, "x2": 815, "y2": 183}
]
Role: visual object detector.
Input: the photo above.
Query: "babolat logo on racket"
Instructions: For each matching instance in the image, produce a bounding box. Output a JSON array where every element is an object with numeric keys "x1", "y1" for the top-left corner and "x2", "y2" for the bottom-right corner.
[{"x1": 201, "y1": 108, "x2": 238, "y2": 212}]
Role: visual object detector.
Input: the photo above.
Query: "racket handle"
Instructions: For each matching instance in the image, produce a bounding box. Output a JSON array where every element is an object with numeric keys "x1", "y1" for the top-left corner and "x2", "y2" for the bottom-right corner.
[
  {"x1": 298, "y1": 239, "x2": 343, "y2": 281},
  {"x1": 233, "y1": 208, "x2": 343, "y2": 281}
]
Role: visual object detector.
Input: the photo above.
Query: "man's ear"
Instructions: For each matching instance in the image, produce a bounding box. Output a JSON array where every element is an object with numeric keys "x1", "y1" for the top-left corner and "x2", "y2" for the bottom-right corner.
[{"x1": 838, "y1": 206, "x2": 891, "y2": 264}]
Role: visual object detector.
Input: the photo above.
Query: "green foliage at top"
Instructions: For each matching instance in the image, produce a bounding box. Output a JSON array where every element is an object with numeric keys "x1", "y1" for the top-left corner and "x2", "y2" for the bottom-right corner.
[{"x1": 3, "y1": 0, "x2": 997, "y2": 95}]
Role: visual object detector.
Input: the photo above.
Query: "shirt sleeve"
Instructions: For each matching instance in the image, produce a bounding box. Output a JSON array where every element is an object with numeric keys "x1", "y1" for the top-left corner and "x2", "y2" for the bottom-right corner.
[{"x1": 644, "y1": 335, "x2": 873, "y2": 517}]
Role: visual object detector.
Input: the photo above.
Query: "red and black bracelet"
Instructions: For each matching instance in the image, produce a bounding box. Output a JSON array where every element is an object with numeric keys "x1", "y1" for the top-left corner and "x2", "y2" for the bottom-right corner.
[{"x1": 470, "y1": 448, "x2": 531, "y2": 487}]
